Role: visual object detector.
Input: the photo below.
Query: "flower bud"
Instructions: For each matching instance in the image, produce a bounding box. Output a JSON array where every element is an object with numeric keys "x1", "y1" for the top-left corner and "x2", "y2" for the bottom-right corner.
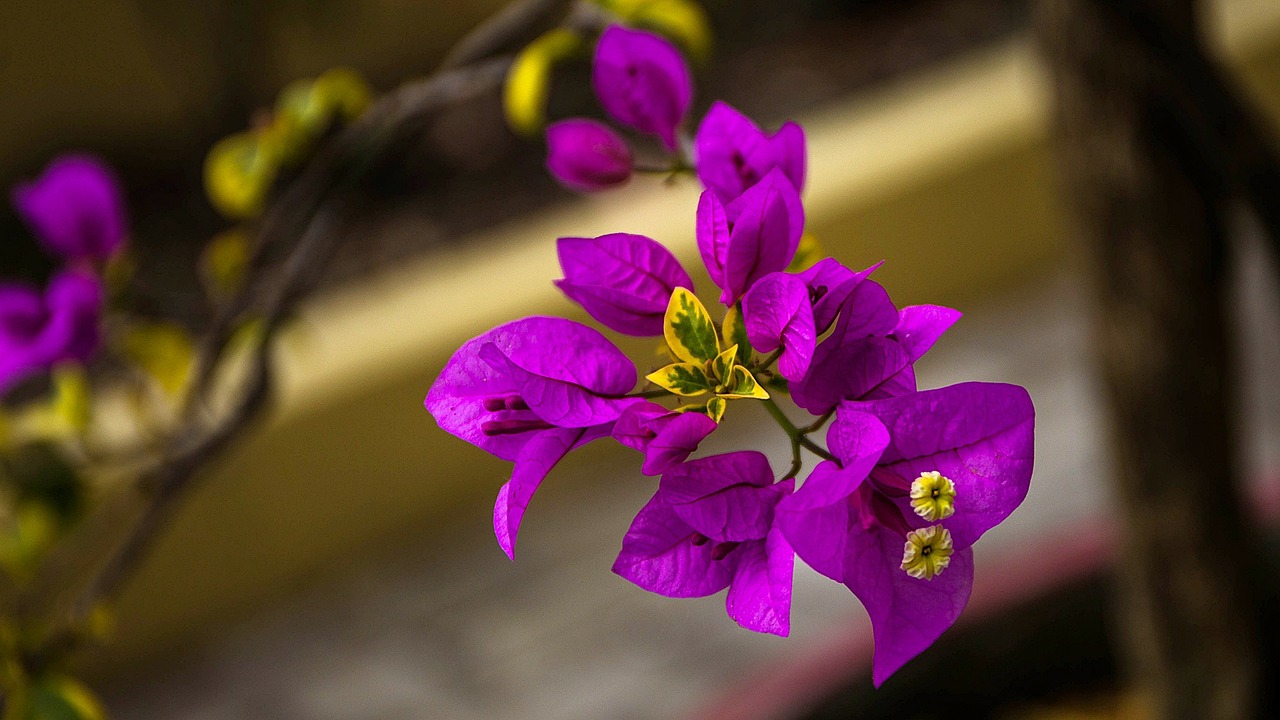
[
  {"x1": 545, "y1": 119, "x2": 634, "y2": 192},
  {"x1": 592, "y1": 25, "x2": 692, "y2": 151}
]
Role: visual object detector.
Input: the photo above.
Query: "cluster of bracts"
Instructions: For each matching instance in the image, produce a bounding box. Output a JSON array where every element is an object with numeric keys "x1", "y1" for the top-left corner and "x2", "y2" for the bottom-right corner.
[
  {"x1": 1, "y1": 158, "x2": 121, "y2": 398},
  {"x1": 426, "y1": 26, "x2": 1035, "y2": 684}
]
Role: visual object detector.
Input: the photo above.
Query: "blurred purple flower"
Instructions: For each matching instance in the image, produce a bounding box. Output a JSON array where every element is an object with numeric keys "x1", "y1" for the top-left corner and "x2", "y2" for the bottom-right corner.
[
  {"x1": 555, "y1": 233, "x2": 693, "y2": 336},
  {"x1": 546, "y1": 119, "x2": 634, "y2": 192},
  {"x1": 612, "y1": 401, "x2": 716, "y2": 475},
  {"x1": 425, "y1": 316, "x2": 640, "y2": 558},
  {"x1": 12, "y1": 154, "x2": 128, "y2": 262},
  {"x1": 0, "y1": 270, "x2": 103, "y2": 394},
  {"x1": 593, "y1": 25, "x2": 693, "y2": 151},
  {"x1": 613, "y1": 451, "x2": 795, "y2": 636},
  {"x1": 777, "y1": 383, "x2": 1035, "y2": 684},
  {"x1": 695, "y1": 101, "x2": 806, "y2": 202},
  {"x1": 696, "y1": 168, "x2": 804, "y2": 305}
]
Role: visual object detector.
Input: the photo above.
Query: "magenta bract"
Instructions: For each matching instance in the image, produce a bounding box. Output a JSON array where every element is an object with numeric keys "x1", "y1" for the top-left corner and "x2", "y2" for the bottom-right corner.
[
  {"x1": 0, "y1": 270, "x2": 103, "y2": 394},
  {"x1": 741, "y1": 271, "x2": 815, "y2": 381},
  {"x1": 592, "y1": 26, "x2": 693, "y2": 151},
  {"x1": 696, "y1": 168, "x2": 804, "y2": 305},
  {"x1": 612, "y1": 401, "x2": 716, "y2": 475},
  {"x1": 613, "y1": 452, "x2": 795, "y2": 635},
  {"x1": 695, "y1": 101, "x2": 806, "y2": 202},
  {"x1": 12, "y1": 154, "x2": 128, "y2": 262},
  {"x1": 425, "y1": 316, "x2": 642, "y2": 558},
  {"x1": 546, "y1": 119, "x2": 634, "y2": 192},
  {"x1": 777, "y1": 382, "x2": 1034, "y2": 683},
  {"x1": 555, "y1": 233, "x2": 693, "y2": 337}
]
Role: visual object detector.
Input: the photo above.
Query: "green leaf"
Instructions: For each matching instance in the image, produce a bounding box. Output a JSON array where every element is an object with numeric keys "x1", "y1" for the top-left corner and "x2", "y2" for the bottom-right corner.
[
  {"x1": 26, "y1": 675, "x2": 105, "y2": 720},
  {"x1": 718, "y1": 366, "x2": 769, "y2": 400},
  {"x1": 722, "y1": 304, "x2": 753, "y2": 366},
  {"x1": 663, "y1": 288, "x2": 721, "y2": 364},
  {"x1": 646, "y1": 362, "x2": 714, "y2": 396}
]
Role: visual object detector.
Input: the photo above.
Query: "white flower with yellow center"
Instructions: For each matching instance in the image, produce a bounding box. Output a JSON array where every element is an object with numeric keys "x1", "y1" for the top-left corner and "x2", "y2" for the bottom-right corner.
[
  {"x1": 909, "y1": 471, "x2": 956, "y2": 522},
  {"x1": 901, "y1": 525, "x2": 954, "y2": 580}
]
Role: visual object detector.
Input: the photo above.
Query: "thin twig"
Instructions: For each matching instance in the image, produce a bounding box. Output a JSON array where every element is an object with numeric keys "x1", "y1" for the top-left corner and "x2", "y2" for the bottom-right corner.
[
  {"x1": 441, "y1": 0, "x2": 578, "y2": 70},
  {"x1": 26, "y1": 0, "x2": 584, "y2": 675}
]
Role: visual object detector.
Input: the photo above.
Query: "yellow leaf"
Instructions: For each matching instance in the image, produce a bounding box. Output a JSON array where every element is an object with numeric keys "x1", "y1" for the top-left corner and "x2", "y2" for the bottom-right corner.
[
  {"x1": 26, "y1": 675, "x2": 105, "y2": 720},
  {"x1": 121, "y1": 323, "x2": 195, "y2": 399},
  {"x1": 711, "y1": 344, "x2": 737, "y2": 384},
  {"x1": 663, "y1": 288, "x2": 721, "y2": 365},
  {"x1": 646, "y1": 362, "x2": 713, "y2": 396},
  {"x1": 49, "y1": 365, "x2": 91, "y2": 434},
  {"x1": 273, "y1": 68, "x2": 373, "y2": 162},
  {"x1": 503, "y1": 29, "x2": 584, "y2": 136},
  {"x1": 705, "y1": 396, "x2": 726, "y2": 422},
  {"x1": 316, "y1": 67, "x2": 373, "y2": 120},
  {"x1": 201, "y1": 229, "x2": 251, "y2": 299},
  {"x1": 605, "y1": 0, "x2": 713, "y2": 63},
  {"x1": 718, "y1": 366, "x2": 769, "y2": 400},
  {"x1": 204, "y1": 130, "x2": 281, "y2": 219}
]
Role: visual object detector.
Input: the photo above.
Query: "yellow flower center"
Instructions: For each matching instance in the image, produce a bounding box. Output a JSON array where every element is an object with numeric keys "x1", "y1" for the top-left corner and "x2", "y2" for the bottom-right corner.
[
  {"x1": 901, "y1": 525, "x2": 954, "y2": 580},
  {"x1": 909, "y1": 471, "x2": 956, "y2": 522}
]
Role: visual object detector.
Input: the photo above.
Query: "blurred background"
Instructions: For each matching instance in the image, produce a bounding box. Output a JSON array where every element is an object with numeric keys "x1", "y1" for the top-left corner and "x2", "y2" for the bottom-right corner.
[{"x1": 2, "y1": 0, "x2": 1279, "y2": 717}]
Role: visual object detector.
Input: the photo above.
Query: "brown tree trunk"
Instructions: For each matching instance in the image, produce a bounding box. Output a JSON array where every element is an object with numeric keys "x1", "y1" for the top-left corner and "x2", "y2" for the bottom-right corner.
[{"x1": 1035, "y1": 1, "x2": 1262, "y2": 718}]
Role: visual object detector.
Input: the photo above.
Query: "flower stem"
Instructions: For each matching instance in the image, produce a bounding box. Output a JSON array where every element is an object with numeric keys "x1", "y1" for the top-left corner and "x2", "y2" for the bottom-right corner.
[
  {"x1": 799, "y1": 435, "x2": 836, "y2": 461},
  {"x1": 755, "y1": 349, "x2": 782, "y2": 372},
  {"x1": 800, "y1": 409, "x2": 835, "y2": 436},
  {"x1": 760, "y1": 396, "x2": 836, "y2": 478}
]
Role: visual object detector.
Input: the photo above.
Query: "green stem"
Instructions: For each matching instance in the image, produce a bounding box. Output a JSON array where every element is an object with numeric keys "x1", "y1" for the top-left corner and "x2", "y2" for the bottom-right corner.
[
  {"x1": 799, "y1": 435, "x2": 836, "y2": 461},
  {"x1": 627, "y1": 389, "x2": 669, "y2": 399},
  {"x1": 756, "y1": 349, "x2": 782, "y2": 372},
  {"x1": 800, "y1": 409, "x2": 835, "y2": 436},
  {"x1": 760, "y1": 396, "x2": 836, "y2": 476}
]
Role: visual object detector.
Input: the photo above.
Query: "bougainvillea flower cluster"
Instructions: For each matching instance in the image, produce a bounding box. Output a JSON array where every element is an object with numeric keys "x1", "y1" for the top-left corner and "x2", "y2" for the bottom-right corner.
[
  {"x1": 427, "y1": 25, "x2": 1035, "y2": 684},
  {"x1": 1, "y1": 156, "x2": 122, "y2": 394}
]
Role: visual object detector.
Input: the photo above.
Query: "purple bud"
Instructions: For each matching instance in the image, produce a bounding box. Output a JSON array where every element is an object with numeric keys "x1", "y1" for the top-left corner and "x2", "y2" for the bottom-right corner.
[
  {"x1": 592, "y1": 26, "x2": 693, "y2": 151},
  {"x1": 12, "y1": 154, "x2": 128, "y2": 262},
  {"x1": 555, "y1": 233, "x2": 693, "y2": 336},
  {"x1": 546, "y1": 119, "x2": 634, "y2": 192}
]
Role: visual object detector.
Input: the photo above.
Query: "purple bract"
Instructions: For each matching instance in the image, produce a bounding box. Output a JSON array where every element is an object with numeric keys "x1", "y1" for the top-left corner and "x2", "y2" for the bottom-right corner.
[
  {"x1": 695, "y1": 101, "x2": 806, "y2": 202},
  {"x1": 0, "y1": 271, "x2": 104, "y2": 394},
  {"x1": 546, "y1": 119, "x2": 634, "y2": 192},
  {"x1": 12, "y1": 154, "x2": 128, "y2": 262},
  {"x1": 555, "y1": 233, "x2": 693, "y2": 337},
  {"x1": 592, "y1": 26, "x2": 693, "y2": 151}
]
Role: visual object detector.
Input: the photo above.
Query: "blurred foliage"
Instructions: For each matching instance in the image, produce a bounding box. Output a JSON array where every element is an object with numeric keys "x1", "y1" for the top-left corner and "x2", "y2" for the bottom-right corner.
[
  {"x1": 503, "y1": 29, "x2": 588, "y2": 137},
  {"x1": 205, "y1": 67, "x2": 372, "y2": 220}
]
